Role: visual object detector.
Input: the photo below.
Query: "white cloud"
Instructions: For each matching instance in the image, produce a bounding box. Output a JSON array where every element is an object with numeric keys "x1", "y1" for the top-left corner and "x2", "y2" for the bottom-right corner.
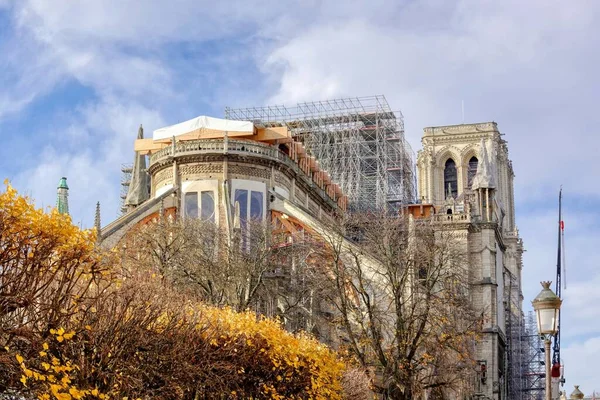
[
  {"x1": 563, "y1": 337, "x2": 600, "y2": 394},
  {"x1": 0, "y1": 27, "x2": 64, "y2": 119},
  {"x1": 518, "y1": 206, "x2": 600, "y2": 390},
  {"x1": 2, "y1": 0, "x2": 600, "y2": 391},
  {"x1": 12, "y1": 98, "x2": 165, "y2": 224},
  {"x1": 1, "y1": 0, "x2": 286, "y2": 123},
  {"x1": 261, "y1": 1, "x2": 600, "y2": 389},
  {"x1": 264, "y1": 0, "x2": 600, "y2": 200},
  {"x1": 14, "y1": 0, "x2": 292, "y2": 45}
]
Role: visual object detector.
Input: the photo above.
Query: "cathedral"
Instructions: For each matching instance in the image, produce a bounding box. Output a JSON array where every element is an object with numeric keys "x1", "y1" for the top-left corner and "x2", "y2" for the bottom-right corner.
[
  {"x1": 88, "y1": 98, "x2": 524, "y2": 399},
  {"x1": 415, "y1": 122, "x2": 524, "y2": 399}
]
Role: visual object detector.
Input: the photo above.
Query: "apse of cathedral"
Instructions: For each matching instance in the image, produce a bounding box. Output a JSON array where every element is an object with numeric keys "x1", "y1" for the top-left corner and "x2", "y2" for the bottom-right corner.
[{"x1": 93, "y1": 102, "x2": 523, "y2": 399}]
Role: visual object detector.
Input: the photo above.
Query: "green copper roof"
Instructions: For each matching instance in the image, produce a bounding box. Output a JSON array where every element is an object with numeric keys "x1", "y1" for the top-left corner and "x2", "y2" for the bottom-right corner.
[
  {"x1": 57, "y1": 177, "x2": 69, "y2": 215},
  {"x1": 58, "y1": 177, "x2": 69, "y2": 190}
]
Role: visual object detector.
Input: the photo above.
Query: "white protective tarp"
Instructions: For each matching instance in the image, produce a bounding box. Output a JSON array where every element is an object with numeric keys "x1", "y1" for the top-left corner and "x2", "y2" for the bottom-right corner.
[{"x1": 153, "y1": 115, "x2": 254, "y2": 140}]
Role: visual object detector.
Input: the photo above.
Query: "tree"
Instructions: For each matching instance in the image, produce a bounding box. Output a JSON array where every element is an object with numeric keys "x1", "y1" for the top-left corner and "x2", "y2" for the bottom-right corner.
[
  {"x1": 0, "y1": 182, "x2": 110, "y2": 394},
  {"x1": 0, "y1": 183, "x2": 348, "y2": 399},
  {"x1": 114, "y1": 203, "x2": 480, "y2": 399},
  {"x1": 122, "y1": 216, "x2": 276, "y2": 311},
  {"x1": 312, "y1": 212, "x2": 481, "y2": 399},
  {"x1": 121, "y1": 216, "x2": 327, "y2": 335}
]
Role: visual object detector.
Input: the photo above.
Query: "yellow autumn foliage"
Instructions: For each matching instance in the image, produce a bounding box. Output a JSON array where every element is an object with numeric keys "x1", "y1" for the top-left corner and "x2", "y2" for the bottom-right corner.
[
  {"x1": 196, "y1": 305, "x2": 345, "y2": 399},
  {"x1": 0, "y1": 182, "x2": 347, "y2": 399}
]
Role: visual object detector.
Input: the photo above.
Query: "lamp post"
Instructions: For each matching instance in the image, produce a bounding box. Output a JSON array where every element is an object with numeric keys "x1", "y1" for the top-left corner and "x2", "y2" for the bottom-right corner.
[{"x1": 532, "y1": 281, "x2": 562, "y2": 400}]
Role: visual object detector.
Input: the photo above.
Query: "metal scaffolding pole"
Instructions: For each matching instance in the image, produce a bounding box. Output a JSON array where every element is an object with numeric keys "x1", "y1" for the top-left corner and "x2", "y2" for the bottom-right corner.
[
  {"x1": 505, "y1": 268, "x2": 525, "y2": 400},
  {"x1": 225, "y1": 95, "x2": 416, "y2": 211},
  {"x1": 522, "y1": 311, "x2": 545, "y2": 400},
  {"x1": 119, "y1": 163, "x2": 133, "y2": 216}
]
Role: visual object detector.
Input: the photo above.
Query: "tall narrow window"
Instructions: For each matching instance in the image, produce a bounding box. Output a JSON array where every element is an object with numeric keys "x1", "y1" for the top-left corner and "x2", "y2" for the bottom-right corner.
[
  {"x1": 184, "y1": 192, "x2": 198, "y2": 218},
  {"x1": 250, "y1": 191, "x2": 264, "y2": 220},
  {"x1": 234, "y1": 189, "x2": 248, "y2": 247},
  {"x1": 200, "y1": 191, "x2": 215, "y2": 223},
  {"x1": 444, "y1": 159, "x2": 458, "y2": 198},
  {"x1": 467, "y1": 156, "x2": 478, "y2": 189}
]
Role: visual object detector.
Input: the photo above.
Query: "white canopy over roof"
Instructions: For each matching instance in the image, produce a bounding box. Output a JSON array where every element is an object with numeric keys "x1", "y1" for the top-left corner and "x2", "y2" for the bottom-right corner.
[{"x1": 153, "y1": 115, "x2": 254, "y2": 141}]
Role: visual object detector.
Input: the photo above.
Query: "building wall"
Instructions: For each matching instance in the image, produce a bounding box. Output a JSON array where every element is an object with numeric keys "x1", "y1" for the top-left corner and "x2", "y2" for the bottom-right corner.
[
  {"x1": 417, "y1": 122, "x2": 516, "y2": 233},
  {"x1": 416, "y1": 122, "x2": 524, "y2": 400},
  {"x1": 148, "y1": 156, "x2": 339, "y2": 227}
]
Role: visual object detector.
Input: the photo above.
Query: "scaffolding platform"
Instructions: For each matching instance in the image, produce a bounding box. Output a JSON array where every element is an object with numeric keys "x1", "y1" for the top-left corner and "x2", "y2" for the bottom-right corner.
[{"x1": 225, "y1": 95, "x2": 416, "y2": 211}]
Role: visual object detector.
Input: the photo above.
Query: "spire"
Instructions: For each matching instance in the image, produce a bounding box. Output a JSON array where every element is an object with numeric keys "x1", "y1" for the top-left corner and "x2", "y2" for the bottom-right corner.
[
  {"x1": 56, "y1": 177, "x2": 69, "y2": 215},
  {"x1": 94, "y1": 201, "x2": 101, "y2": 236},
  {"x1": 124, "y1": 124, "x2": 150, "y2": 209},
  {"x1": 471, "y1": 139, "x2": 496, "y2": 190}
]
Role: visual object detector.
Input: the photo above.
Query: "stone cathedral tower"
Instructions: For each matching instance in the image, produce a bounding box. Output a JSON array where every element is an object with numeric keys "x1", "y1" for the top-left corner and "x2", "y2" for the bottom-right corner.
[{"x1": 416, "y1": 122, "x2": 524, "y2": 399}]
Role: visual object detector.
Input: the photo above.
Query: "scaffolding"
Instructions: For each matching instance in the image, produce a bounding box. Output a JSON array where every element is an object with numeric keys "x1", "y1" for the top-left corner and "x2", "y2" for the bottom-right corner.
[
  {"x1": 225, "y1": 95, "x2": 416, "y2": 211},
  {"x1": 119, "y1": 163, "x2": 132, "y2": 215},
  {"x1": 505, "y1": 268, "x2": 525, "y2": 400},
  {"x1": 522, "y1": 311, "x2": 545, "y2": 400}
]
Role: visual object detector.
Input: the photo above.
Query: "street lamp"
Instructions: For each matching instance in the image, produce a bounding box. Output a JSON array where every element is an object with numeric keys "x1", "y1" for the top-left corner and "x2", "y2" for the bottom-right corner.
[
  {"x1": 532, "y1": 281, "x2": 562, "y2": 400},
  {"x1": 569, "y1": 385, "x2": 584, "y2": 399}
]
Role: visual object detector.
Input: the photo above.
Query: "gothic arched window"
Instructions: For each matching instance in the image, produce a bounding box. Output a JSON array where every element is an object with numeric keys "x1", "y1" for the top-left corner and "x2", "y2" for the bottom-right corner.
[
  {"x1": 444, "y1": 158, "x2": 458, "y2": 198},
  {"x1": 467, "y1": 156, "x2": 479, "y2": 188}
]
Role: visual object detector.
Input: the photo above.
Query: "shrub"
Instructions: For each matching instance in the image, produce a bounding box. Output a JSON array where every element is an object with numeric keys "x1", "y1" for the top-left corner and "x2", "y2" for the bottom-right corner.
[{"x1": 0, "y1": 183, "x2": 346, "y2": 399}]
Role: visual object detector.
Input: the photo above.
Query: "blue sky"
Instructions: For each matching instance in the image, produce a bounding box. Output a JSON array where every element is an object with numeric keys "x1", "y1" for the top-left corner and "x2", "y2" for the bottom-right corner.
[{"x1": 1, "y1": 0, "x2": 599, "y2": 393}]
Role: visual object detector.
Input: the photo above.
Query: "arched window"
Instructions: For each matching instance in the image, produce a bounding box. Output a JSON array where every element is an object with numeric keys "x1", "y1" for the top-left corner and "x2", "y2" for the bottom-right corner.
[
  {"x1": 467, "y1": 156, "x2": 478, "y2": 188},
  {"x1": 184, "y1": 190, "x2": 215, "y2": 223},
  {"x1": 444, "y1": 159, "x2": 458, "y2": 198}
]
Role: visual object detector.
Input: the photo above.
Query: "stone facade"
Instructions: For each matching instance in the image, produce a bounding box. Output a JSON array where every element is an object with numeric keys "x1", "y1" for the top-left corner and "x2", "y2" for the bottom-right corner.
[
  {"x1": 101, "y1": 119, "x2": 525, "y2": 399},
  {"x1": 417, "y1": 122, "x2": 524, "y2": 400},
  {"x1": 102, "y1": 138, "x2": 344, "y2": 248},
  {"x1": 99, "y1": 135, "x2": 348, "y2": 348}
]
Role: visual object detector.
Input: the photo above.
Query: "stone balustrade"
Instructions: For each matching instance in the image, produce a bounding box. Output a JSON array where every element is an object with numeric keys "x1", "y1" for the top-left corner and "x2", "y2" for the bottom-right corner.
[
  {"x1": 149, "y1": 138, "x2": 344, "y2": 211},
  {"x1": 432, "y1": 213, "x2": 471, "y2": 223}
]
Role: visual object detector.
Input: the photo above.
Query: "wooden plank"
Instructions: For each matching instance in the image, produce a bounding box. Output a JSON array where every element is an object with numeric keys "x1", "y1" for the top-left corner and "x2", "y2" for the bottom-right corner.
[
  {"x1": 255, "y1": 126, "x2": 290, "y2": 141},
  {"x1": 273, "y1": 212, "x2": 298, "y2": 234},
  {"x1": 134, "y1": 139, "x2": 168, "y2": 153},
  {"x1": 260, "y1": 137, "x2": 294, "y2": 144},
  {"x1": 136, "y1": 126, "x2": 261, "y2": 152}
]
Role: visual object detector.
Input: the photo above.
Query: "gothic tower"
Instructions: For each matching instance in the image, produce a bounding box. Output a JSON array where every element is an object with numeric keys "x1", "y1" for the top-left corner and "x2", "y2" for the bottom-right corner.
[
  {"x1": 56, "y1": 177, "x2": 69, "y2": 215},
  {"x1": 417, "y1": 122, "x2": 524, "y2": 399},
  {"x1": 417, "y1": 122, "x2": 516, "y2": 231}
]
